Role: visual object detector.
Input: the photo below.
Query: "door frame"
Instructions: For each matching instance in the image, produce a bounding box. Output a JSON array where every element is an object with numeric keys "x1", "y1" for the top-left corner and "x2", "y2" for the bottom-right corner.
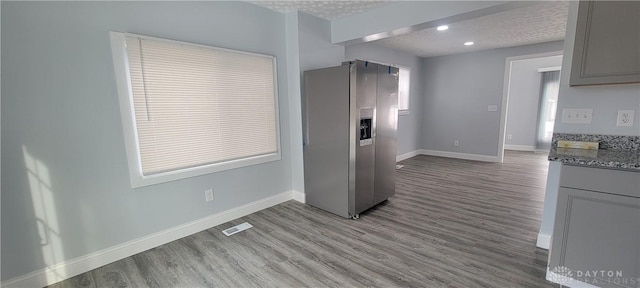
[{"x1": 498, "y1": 51, "x2": 564, "y2": 162}]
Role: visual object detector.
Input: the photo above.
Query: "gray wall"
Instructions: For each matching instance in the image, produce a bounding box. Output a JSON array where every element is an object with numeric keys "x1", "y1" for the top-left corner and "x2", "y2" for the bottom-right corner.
[
  {"x1": 295, "y1": 12, "x2": 424, "y2": 157},
  {"x1": 505, "y1": 55, "x2": 563, "y2": 149},
  {"x1": 1, "y1": 2, "x2": 293, "y2": 280},
  {"x1": 284, "y1": 12, "x2": 305, "y2": 198},
  {"x1": 554, "y1": 2, "x2": 640, "y2": 137},
  {"x1": 538, "y1": 1, "x2": 640, "y2": 246},
  {"x1": 298, "y1": 12, "x2": 345, "y2": 72},
  {"x1": 421, "y1": 41, "x2": 565, "y2": 156},
  {"x1": 345, "y1": 43, "x2": 423, "y2": 156},
  {"x1": 284, "y1": 11, "x2": 348, "y2": 199}
]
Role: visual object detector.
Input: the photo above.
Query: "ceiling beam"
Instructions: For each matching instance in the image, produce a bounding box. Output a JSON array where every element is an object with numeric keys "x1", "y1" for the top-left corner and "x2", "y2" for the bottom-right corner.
[{"x1": 331, "y1": 1, "x2": 539, "y2": 46}]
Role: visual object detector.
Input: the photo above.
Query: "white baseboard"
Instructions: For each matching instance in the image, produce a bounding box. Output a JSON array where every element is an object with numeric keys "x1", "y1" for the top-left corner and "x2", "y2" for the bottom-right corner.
[
  {"x1": 505, "y1": 144, "x2": 536, "y2": 151},
  {"x1": 536, "y1": 233, "x2": 551, "y2": 249},
  {"x1": 418, "y1": 149, "x2": 500, "y2": 163},
  {"x1": 396, "y1": 150, "x2": 420, "y2": 162},
  {"x1": 546, "y1": 267, "x2": 601, "y2": 288},
  {"x1": 1, "y1": 191, "x2": 294, "y2": 288},
  {"x1": 292, "y1": 190, "x2": 305, "y2": 203}
]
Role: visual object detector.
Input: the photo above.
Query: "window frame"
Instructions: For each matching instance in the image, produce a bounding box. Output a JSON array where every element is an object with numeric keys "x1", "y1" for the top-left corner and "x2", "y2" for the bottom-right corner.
[
  {"x1": 396, "y1": 65, "x2": 411, "y2": 115},
  {"x1": 359, "y1": 59, "x2": 410, "y2": 115},
  {"x1": 110, "y1": 31, "x2": 281, "y2": 188}
]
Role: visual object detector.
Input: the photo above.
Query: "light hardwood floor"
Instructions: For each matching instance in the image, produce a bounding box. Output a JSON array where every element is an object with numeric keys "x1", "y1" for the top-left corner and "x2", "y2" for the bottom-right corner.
[{"x1": 49, "y1": 151, "x2": 556, "y2": 288}]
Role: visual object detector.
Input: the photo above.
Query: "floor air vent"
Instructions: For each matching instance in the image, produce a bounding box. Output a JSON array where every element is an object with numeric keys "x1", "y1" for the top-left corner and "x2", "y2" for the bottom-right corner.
[{"x1": 222, "y1": 222, "x2": 252, "y2": 236}]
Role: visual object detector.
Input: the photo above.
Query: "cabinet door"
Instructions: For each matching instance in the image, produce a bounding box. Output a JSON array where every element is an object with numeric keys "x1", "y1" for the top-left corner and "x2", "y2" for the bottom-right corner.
[
  {"x1": 570, "y1": 1, "x2": 640, "y2": 86},
  {"x1": 549, "y1": 188, "x2": 640, "y2": 288}
]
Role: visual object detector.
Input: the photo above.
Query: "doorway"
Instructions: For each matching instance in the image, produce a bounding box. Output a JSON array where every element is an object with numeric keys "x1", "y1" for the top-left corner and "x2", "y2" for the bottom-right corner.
[{"x1": 498, "y1": 52, "x2": 563, "y2": 161}]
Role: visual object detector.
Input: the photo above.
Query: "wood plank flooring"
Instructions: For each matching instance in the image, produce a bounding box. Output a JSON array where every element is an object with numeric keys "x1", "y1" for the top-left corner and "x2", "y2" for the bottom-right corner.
[{"x1": 49, "y1": 151, "x2": 556, "y2": 288}]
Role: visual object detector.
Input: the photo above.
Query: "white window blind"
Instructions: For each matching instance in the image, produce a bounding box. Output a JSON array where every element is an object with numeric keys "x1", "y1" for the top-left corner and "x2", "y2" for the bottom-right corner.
[
  {"x1": 111, "y1": 32, "x2": 280, "y2": 187},
  {"x1": 361, "y1": 60, "x2": 410, "y2": 113},
  {"x1": 397, "y1": 66, "x2": 410, "y2": 112}
]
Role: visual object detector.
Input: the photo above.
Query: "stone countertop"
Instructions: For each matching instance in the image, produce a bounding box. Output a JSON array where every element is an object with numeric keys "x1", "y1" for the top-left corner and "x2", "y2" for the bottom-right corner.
[{"x1": 548, "y1": 147, "x2": 640, "y2": 171}]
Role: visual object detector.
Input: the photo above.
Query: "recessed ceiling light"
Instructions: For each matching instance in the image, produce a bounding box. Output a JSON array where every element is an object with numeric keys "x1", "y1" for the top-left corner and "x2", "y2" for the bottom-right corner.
[
  {"x1": 436, "y1": 25, "x2": 449, "y2": 31},
  {"x1": 464, "y1": 41, "x2": 474, "y2": 46}
]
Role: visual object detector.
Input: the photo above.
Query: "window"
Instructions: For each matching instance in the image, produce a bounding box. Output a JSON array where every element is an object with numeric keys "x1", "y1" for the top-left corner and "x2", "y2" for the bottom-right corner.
[
  {"x1": 361, "y1": 60, "x2": 410, "y2": 115},
  {"x1": 110, "y1": 32, "x2": 280, "y2": 188},
  {"x1": 397, "y1": 66, "x2": 410, "y2": 115}
]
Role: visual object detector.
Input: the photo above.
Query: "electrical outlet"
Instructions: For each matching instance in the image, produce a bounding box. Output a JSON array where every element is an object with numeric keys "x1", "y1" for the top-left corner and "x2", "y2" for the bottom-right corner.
[
  {"x1": 561, "y1": 108, "x2": 593, "y2": 124},
  {"x1": 205, "y1": 188, "x2": 214, "y2": 202},
  {"x1": 454, "y1": 140, "x2": 460, "y2": 147},
  {"x1": 507, "y1": 134, "x2": 513, "y2": 140},
  {"x1": 616, "y1": 110, "x2": 634, "y2": 127}
]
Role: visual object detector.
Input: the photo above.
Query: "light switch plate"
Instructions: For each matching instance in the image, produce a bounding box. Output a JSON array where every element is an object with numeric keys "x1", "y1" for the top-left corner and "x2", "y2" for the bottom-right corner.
[
  {"x1": 561, "y1": 108, "x2": 593, "y2": 124},
  {"x1": 487, "y1": 105, "x2": 498, "y2": 112},
  {"x1": 616, "y1": 110, "x2": 634, "y2": 127},
  {"x1": 205, "y1": 188, "x2": 214, "y2": 202}
]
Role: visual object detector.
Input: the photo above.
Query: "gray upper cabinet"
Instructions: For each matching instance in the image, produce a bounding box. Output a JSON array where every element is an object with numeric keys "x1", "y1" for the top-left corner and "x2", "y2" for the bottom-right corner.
[{"x1": 570, "y1": 1, "x2": 640, "y2": 86}]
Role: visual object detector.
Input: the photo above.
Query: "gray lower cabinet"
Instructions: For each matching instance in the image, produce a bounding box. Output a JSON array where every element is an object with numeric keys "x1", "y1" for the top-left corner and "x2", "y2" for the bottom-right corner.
[
  {"x1": 570, "y1": 1, "x2": 640, "y2": 86},
  {"x1": 549, "y1": 165, "x2": 640, "y2": 288}
]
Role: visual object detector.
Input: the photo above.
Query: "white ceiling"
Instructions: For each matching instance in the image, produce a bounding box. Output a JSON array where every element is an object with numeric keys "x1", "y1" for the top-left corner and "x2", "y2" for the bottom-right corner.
[
  {"x1": 374, "y1": 1, "x2": 569, "y2": 57},
  {"x1": 250, "y1": 1, "x2": 569, "y2": 58},
  {"x1": 249, "y1": 1, "x2": 395, "y2": 20}
]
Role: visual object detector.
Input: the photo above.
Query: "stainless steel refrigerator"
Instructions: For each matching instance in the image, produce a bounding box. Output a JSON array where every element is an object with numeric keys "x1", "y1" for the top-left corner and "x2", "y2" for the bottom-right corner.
[{"x1": 303, "y1": 60, "x2": 398, "y2": 219}]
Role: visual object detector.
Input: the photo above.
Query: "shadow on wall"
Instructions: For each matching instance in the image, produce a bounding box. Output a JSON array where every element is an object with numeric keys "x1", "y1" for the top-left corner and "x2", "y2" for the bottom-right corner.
[{"x1": 22, "y1": 145, "x2": 66, "y2": 283}]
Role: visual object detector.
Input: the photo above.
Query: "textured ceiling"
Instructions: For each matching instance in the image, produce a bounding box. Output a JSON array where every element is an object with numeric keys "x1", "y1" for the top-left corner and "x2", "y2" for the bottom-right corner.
[
  {"x1": 374, "y1": 1, "x2": 569, "y2": 58},
  {"x1": 249, "y1": 0, "x2": 395, "y2": 20},
  {"x1": 249, "y1": 1, "x2": 569, "y2": 58}
]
